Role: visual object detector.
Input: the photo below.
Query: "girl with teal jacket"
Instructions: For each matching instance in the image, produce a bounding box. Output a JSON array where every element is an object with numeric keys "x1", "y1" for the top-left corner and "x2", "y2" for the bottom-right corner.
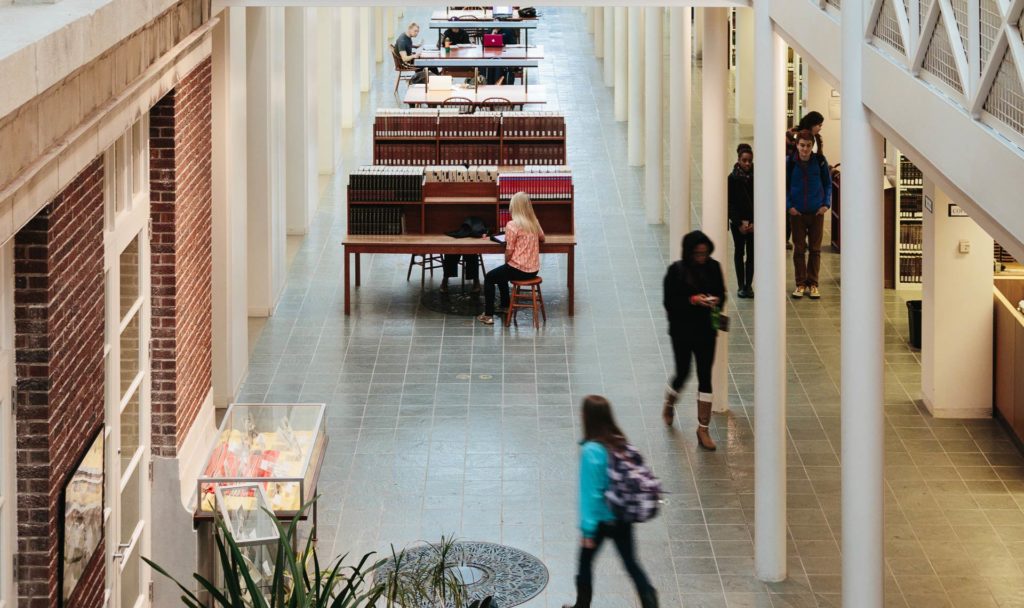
[{"x1": 563, "y1": 396, "x2": 658, "y2": 608}]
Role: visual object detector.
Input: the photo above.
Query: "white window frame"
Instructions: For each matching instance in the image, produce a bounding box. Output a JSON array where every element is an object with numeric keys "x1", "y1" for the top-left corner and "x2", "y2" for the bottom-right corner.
[
  {"x1": 103, "y1": 115, "x2": 152, "y2": 608},
  {"x1": 0, "y1": 241, "x2": 15, "y2": 608}
]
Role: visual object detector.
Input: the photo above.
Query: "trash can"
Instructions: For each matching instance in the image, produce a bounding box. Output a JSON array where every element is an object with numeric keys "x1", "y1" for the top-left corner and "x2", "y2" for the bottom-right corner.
[{"x1": 906, "y1": 300, "x2": 922, "y2": 349}]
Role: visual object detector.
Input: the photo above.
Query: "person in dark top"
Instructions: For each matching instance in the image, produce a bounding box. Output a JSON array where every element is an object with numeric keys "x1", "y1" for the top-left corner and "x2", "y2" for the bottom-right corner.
[
  {"x1": 786, "y1": 129, "x2": 832, "y2": 299},
  {"x1": 661, "y1": 231, "x2": 726, "y2": 451},
  {"x1": 441, "y1": 27, "x2": 471, "y2": 46},
  {"x1": 728, "y1": 143, "x2": 755, "y2": 298},
  {"x1": 395, "y1": 22, "x2": 421, "y2": 64}
]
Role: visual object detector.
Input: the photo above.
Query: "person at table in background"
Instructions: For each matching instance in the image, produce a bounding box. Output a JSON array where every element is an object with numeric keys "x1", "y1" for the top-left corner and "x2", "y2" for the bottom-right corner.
[
  {"x1": 783, "y1": 111, "x2": 825, "y2": 249},
  {"x1": 441, "y1": 26, "x2": 471, "y2": 47},
  {"x1": 441, "y1": 255, "x2": 480, "y2": 293},
  {"x1": 728, "y1": 143, "x2": 755, "y2": 298},
  {"x1": 395, "y1": 22, "x2": 422, "y2": 64},
  {"x1": 787, "y1": 129, "x2": 832, "y2": 300},
  {"x1": 477, "y1": 192, "x2": 544, "y2": 325}
]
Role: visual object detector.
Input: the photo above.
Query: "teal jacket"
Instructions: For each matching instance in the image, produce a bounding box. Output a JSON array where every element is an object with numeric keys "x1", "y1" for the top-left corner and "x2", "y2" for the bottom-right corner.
[{"x1": 579, "y1": 441, "x2": 615, "y2": 538}]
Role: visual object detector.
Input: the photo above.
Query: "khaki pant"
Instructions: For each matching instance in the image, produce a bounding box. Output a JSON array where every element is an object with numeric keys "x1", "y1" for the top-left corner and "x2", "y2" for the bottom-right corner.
[{"x1": 791, "y1": 212, "x2": 824, "y2": 287}]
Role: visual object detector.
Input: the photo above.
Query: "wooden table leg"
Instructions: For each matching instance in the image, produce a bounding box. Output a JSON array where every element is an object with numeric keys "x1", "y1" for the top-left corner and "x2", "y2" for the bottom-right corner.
[
  {"x1": 344, "y1": 248, "x2": 351, "y2": 315},
  {"x1": 568, "y1": 248, "x2": 575, "y2": 316},
  {"x1": 355, "y1": 253, "x2": 361, "y2": 287}
]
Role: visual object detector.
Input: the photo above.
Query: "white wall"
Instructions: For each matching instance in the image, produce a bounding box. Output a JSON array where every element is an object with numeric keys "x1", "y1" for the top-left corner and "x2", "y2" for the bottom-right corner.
[
  {"x1": 285, "y1": 7, "x2": 318, "y2": 235},
  {"x1": 805, "y1": 65, "x2": 842, "y2": 165},
  {"x1": 922, "y1": 179, "x2": 994, "y2": 418}
]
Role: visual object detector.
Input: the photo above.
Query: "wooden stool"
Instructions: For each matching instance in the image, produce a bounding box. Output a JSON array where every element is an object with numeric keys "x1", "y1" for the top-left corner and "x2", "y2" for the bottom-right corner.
[
  {"x1": 407, "y1": 254, "x2": 444, "y2": 287},
  {"x1": 505, "y1": 277, "x2": 546, "y2": 328}
]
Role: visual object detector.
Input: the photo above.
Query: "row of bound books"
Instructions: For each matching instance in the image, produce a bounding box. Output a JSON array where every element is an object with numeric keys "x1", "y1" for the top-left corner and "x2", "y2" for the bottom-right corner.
[
  {"x1": 372, "y1": 109, "x2": 565, "y2": 139},
  {"x1": 498, "y1": 173, "x2": 573, "y2": 200},
  {"x1": 504, "y1": 142, "x2": 566, "y2": 165},
  {"x1": 348, "y1": 167, "x2": 424, "y2": 202},
  {"x1": 425, "y1": 166, "x2": 499, "y2": 183},
  {"x1": 498, "y1": 208, "x2": 512, "y2": 229},
  {"x1": 899, "y1": 156, "x2": 923, "y2": 185},
  {"x1": 439, "y1": 114, "x2": 501, "y2": 137},
  {"x1": 502, "y1": 111, "x2": 566, "y2": 138},
  {"x1": 899, "y1": 223, "x2": 922, "y2": 251},
  {"x1": 899, "y1": 192, "x2": 923, "y2": 217},
  {"x1": 899, "y1": 255, "x2": 922, "y2": 283},
  {"x1": 349, "y1": 206, "x2": 405, "y2": 235},
  {"x1": 375, "y1": 108, "x2": 459, "y2": 138},
  {"x1": 374, "y1": 142, "x2": 438, "y2": 166},
  {"x1": 438, "y1": 143, "x2": 502, "y2": 165}
]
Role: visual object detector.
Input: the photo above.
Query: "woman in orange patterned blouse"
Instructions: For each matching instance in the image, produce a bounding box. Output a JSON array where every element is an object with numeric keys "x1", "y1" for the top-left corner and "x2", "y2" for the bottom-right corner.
[{"x1": 478, "y1": 192, "x2": 545, "y2": 325}]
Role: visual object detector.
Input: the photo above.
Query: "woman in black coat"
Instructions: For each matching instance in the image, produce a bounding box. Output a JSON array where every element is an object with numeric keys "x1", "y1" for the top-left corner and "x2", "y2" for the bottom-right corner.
[
  {"x1": 728, "y1": 143, "x2": 754, "y2": 298},
  {"x1": 661, "y1": 231, "x2": 726, "y2": 450}
]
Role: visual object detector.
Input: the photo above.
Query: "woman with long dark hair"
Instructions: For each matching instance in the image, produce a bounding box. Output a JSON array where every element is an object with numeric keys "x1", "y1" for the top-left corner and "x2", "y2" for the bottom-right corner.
[
  {"x1": 563, "y1": 396, "x2": 658, "y2": 608},
  {"x1": 661, "y1": 231, "x2": 726, "y2": 450}
]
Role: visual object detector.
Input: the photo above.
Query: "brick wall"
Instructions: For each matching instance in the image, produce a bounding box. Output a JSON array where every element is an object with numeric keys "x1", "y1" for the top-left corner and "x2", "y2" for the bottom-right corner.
[
  {"x1": 150, "y1": 58, "x2": 214, "y2": 458},
  {"x1": 14, "y1": 158, "x2": 106, "y2": 607}
]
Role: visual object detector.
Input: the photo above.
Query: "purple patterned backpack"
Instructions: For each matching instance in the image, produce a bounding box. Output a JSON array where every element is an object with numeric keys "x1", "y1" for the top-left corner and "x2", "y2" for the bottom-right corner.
[{"x1": 604, "y1": 443, "x2": 663, "y2": 523}]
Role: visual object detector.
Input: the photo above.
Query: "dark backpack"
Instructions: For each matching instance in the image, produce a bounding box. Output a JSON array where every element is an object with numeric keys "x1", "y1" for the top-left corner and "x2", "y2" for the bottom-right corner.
[{"x1": 604, "y1": 443, "x2": 663, "y2": 523}]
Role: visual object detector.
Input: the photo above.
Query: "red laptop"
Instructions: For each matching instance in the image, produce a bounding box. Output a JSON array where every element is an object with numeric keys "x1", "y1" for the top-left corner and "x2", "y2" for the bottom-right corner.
[{"x1": 483, "y1": 33, "x2": 504, "y2": 48}]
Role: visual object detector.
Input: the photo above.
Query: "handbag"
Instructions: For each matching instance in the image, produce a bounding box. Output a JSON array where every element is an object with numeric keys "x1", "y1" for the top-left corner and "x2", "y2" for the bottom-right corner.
[
  {"x1": 518, "y1": 7, "x2": 538, "y2": 18},
  {"x1": 712, "y1": 306, "x2": 730, "y2": 332}
]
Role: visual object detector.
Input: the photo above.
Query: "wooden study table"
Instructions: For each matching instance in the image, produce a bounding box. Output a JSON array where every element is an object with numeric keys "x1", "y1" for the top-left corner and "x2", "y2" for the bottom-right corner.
[
  {"x1": 403, "y1": 84, "x2": 548, "y2": 108},
  {"x1": 342, "y1": 234, "x2": 576, "y2": 316},
  {"x1": 417, "y1": 44, "x2": 544, "y2": 62},
  {"x1": 430, "y1": 9, "x2": 532, "y2": 21}
]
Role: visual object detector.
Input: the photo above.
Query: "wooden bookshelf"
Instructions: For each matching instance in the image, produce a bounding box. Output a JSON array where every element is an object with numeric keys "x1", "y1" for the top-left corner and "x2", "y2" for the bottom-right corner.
[{"x1": 373, "y1": 111, "x2": 567, "y2": 166}]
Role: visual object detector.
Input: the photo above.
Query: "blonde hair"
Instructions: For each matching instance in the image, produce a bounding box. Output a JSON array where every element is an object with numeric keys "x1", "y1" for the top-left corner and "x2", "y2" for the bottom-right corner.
[
  {"x1": 509, "y1": 192, "x2": 542, "y2": 235},
  {"x1": 407, "y1": 22, "x2": 419, "y2": 32}
]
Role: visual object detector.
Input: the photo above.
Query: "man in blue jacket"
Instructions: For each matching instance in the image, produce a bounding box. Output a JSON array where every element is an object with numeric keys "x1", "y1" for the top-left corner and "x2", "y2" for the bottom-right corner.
[{"x1": 786, "y1": 130, "x2": 832, "y2": 299}]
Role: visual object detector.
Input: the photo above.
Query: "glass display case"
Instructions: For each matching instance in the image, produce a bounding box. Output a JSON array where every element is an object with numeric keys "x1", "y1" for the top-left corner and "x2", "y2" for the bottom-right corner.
[
  {"x1": 196, "y1": 403, "x2": 327, "y2": 518},
  {"x1": 214, "y1": 483, "x2": 280, "y2": 597}
]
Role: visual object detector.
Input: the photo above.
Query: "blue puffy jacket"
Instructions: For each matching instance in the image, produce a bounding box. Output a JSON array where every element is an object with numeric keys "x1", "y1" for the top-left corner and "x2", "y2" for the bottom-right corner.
[{"x1": 786, "y1": 153, "x2": 832, "y2": 214}]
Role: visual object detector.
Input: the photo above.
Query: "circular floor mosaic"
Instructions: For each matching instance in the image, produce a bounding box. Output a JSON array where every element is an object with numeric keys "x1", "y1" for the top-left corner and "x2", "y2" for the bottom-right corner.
[{"x1": 375, "y1": 541, "x2": 549, "y2": 607}]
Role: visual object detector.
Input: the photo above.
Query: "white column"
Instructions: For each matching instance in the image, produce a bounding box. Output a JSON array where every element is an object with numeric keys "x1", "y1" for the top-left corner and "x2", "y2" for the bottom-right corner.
[
  {"x1": 285, "y1": 8, "x2": 318, "y2": 236},
  {"x1": 752, "y1": 0, "x2": 788, "y2": 582},
  {"x1": 644, "y1": 7, "x2": 663, "y2": 224},
  {"x1": 627, "y1": 6, "x2": 644, "y2": 166},
  {"x1": 614, "y1": 7, "x2": 627, "y2": 121},
  {"x1": 734, "y1": 8, "x2": 755, "y2": 125},
  {"x1": 922, "y1": 181, "x2": 994, "y2": 418},
  {"x1": 375, "y1": 7, "x2": 385, "y2": 62},
  {"x1": 841, "y1": 0, "x2": 886, "y2": 598},
  {"x1": 340, "y1": 7, "x2": 356, "y2": 128},
  {"x1": 702, "y1": 7, "x2": 729, "y2": 413},
  {"x1": 595, "y1": 7, "x2": 605, "y2": 59},
  {"x1": 668, "y1": 7, "x2": 692, "y2": 255},
  {"x1": 604, "y1": 7, "x2": 615, "y2": 87},
  {"x1": 385, "y1": 6, "x2": 395, "y2": 45},
  {"x1": 360, "y1": 7, "x2": 372, "y2": 93},
  {"x1": 316, "y1": 9, "x2": 341, "y2": 174},
  {"x1": 694, "y1": 9, "x2": 704, "y2": 59},
  {"x1": 246, "y1": 7, "x2": 287, "y2": 317},
  {"x1": 211, "y1": 7, "x2": 248, "y2": 406}
]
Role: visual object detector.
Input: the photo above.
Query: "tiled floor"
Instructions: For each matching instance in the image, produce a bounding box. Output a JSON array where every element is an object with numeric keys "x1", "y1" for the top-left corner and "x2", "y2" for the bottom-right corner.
[{"x1": 236, "y1": 8, "x2": 1024, "y2": 607}]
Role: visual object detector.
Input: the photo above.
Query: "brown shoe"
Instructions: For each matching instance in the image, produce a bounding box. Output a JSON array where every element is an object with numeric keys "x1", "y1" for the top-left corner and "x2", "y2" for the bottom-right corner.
[
  {"x1": 662, "y1": 385, "x2": 678, "y2": 427},
  {"x1": 696, "y1": 396, "x2": 717, "y2": 451}
]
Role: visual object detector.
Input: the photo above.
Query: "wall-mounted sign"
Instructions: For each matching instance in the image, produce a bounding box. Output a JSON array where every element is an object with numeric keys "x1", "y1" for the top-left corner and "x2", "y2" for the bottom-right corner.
[
  {"x1": 924, "y1": 196, "x2": 933, "y2": 213},
  {"x1": 948, "y1": 204, "x2": 969, "y2": 217}
]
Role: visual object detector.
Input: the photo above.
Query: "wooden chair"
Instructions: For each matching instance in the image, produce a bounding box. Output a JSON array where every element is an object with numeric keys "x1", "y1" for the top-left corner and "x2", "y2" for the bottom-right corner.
[
  {"x1": 481, "y1": 97, "x2": 517, "y2": 112},
  {"x1": 407, "y1": 254, "x2": 444, "y2": 287},
  {"x1": 442, "y1": 96, "x2": 476, "y2": 114},
  {"x1": 390, "y1": 44, "x2": 417, "y2": 93},
  {"x1": 505, "y1": 277, "x2": 546, "y2": 328}
]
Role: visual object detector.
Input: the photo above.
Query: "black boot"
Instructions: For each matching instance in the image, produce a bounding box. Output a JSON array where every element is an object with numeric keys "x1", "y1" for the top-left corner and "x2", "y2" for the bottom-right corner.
[
  {"x1": 562, "y1": 577, "x2": 593, "y2": 608},
  {"x1": 639, "y1": 588, "x2": 659, "y2": 608}
]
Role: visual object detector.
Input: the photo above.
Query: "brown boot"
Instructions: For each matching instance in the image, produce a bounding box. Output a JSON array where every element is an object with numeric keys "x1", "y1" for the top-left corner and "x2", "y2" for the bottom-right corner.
[
  {"x1": 662, "y1": 385, "x2": 678, "y2": 427},
  {"x1": 696, "y1": 394, "x2": 716, "y2": 451}
]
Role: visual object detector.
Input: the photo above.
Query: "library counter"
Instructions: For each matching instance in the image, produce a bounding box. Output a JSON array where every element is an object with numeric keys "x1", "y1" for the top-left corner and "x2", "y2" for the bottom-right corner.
[{"x1": 342, "y1": 234, "x2": 576, "y2": 316}]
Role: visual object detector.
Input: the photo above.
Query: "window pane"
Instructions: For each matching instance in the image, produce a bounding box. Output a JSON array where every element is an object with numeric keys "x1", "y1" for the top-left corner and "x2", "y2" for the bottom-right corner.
[
  {"x1": 119, "y1": 237, "x2": 139, "y2": 321},
  {"x1": 119, "y1": 543, "x2": 141, "y2": 608},
  {"x1": 119, "y1": 314, "x2": 140, "y2": 395},
  {"x1": 120, "y1": 389, "x2": 140, "y2": 478},
  {"x1": 120, "y1": 466, "x2": 141, "y2": 547}
]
